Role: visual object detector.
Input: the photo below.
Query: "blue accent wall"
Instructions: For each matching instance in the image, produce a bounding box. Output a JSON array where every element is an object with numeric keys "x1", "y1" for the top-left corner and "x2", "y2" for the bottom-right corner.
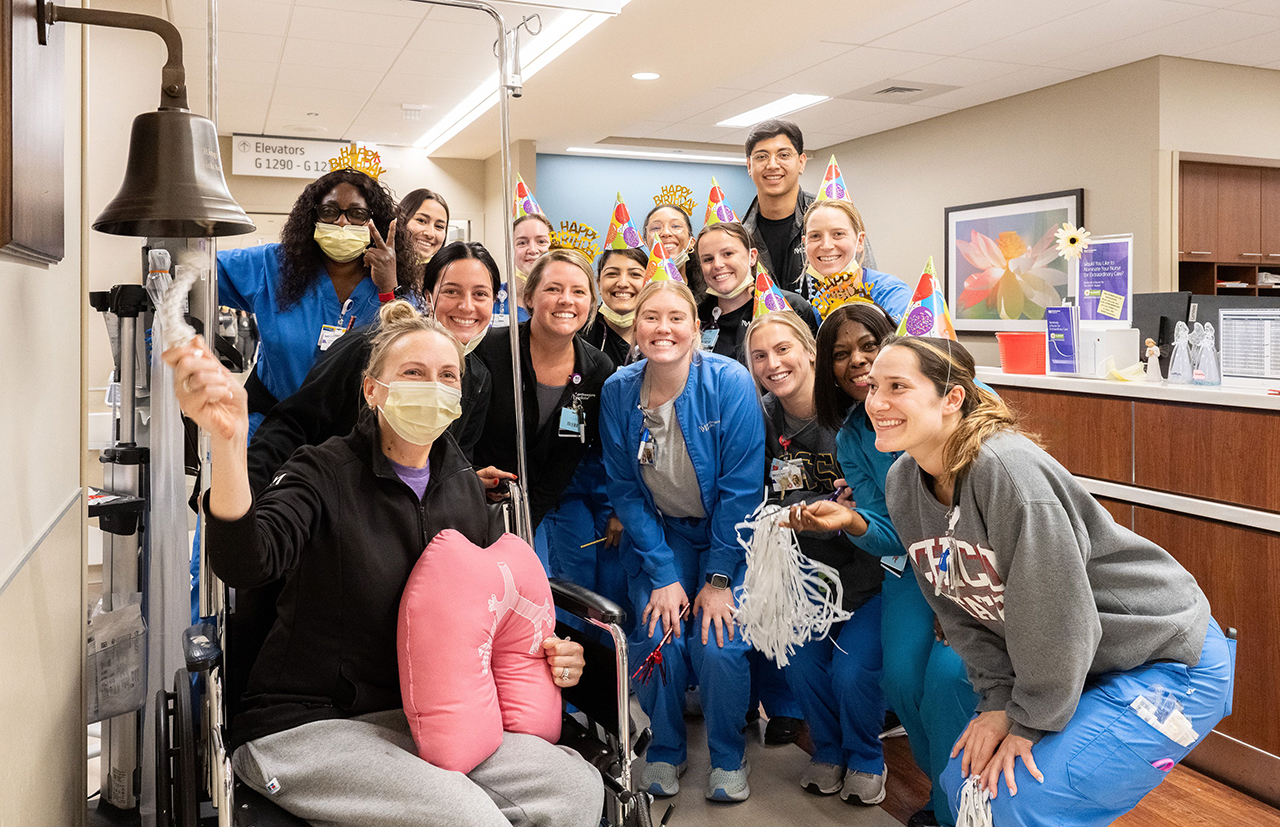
[{"x1": 534, "y1": 153, "x2": 757, "y2": 257}]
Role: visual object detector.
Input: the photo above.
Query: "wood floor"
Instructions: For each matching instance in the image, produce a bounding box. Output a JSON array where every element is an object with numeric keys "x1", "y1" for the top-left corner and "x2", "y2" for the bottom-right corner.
[{"x1": 879, "y1": 732, "x2": 1280, "y2": 827}]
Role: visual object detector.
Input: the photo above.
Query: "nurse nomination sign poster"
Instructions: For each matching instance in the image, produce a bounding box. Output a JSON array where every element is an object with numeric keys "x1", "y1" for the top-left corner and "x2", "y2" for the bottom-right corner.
[{"x1": 1077, "y1": 234, "x2": 1133, "y2": 326}]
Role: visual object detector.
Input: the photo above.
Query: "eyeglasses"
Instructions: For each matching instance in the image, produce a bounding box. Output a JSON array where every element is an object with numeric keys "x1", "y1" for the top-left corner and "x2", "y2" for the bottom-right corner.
[
  {"x1": 750, "y1": 150, "x2": 798, "y2": 165},
  {"x1": 316, "y1": 204, "x2": 371, "y2": 224}
]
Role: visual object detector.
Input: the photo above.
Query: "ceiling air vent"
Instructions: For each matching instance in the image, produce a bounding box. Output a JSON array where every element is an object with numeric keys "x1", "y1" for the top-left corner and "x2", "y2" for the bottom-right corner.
[{"x1": 839, "y1": 79, "x2": 959, "y2": 104}]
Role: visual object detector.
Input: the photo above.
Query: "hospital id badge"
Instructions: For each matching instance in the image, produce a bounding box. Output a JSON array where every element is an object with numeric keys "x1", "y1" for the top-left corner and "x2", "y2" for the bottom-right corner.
[
  {"x1": 638, "y1": 437, "x2": 656, "y2": 465},
  {"x1": 700, "y1": 328, "x2": 720, "y2": 350},
  {"x1": 769, "y1": 457, "x2": 805, "y2": 493},
  {"x1": 559, "y1": 406, "x2": 585, "y2": 441},
  {"x1": 881, "y1": 554, "x2": 908, "y2": 577},
  {"x1": 317, "y1": 324, "x2": 346, "y2": 351}
]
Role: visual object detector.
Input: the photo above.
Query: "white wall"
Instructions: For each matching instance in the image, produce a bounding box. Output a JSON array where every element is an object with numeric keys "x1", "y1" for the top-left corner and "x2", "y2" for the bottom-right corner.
[
  {"x1": 0, "y1": 16, "x2": 85, "y2": 827},
  {"x1": 811, "y1": 59, "x2": 1163, "y2": 364}
]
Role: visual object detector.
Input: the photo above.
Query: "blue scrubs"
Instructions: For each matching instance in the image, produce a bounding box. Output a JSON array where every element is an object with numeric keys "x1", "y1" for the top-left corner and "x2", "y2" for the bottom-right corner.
[
  {"x1": 837, "y1": 405, "x2": 977, "y2": 823},
  {"x1": 217, "y1": 244, "x2": 381, "y2": 439},
  {"x1": 535, "y1": 450, "x2": 634, "y2": 632},
  {"x1": 940, "y1": 621, "x2": 1236, "y2": 827}
]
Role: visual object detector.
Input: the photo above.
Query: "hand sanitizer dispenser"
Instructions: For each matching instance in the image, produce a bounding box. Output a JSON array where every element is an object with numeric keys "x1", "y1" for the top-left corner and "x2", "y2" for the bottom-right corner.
[{"x1": 1077, "y1": 326, "x2": 1141, "y2": 378}]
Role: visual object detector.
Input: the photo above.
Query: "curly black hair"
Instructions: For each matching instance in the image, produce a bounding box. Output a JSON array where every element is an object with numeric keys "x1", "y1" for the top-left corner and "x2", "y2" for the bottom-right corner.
[{"x1": 275, "y1": 169, "x2": 418, "y2": 310}]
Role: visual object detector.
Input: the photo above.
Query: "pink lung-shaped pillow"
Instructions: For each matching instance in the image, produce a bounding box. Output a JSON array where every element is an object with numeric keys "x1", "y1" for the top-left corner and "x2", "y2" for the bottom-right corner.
[{"x1": 397, "y1": 530, "x2": 562, "y2": 773}]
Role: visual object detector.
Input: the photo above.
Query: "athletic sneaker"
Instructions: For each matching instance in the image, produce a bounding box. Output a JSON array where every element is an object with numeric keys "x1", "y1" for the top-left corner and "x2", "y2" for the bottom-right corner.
[
  {"x1": 840, "y1": 768, "x2": 887, "y2": 805},
  {"x1": 764, "y1": 715, "x2": 804, "y2": 745},
  {"x1": 800, "y1": 761, "x2": 844, "y2": 795},
  {"x1": 641, "y1": 761, "x2": 687, "y2": 797},
  {"x1": 706, "y1": 760, "x2": 751, "y2": 802}
]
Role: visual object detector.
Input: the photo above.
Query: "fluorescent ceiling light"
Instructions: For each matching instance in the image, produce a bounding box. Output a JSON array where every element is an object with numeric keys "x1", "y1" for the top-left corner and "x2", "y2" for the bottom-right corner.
[
  {"x1": 416, "y1": 1, "x2": 630, "y2": 153},
  {"x1": 631, "y1": 72, "x2": 660, "y2": 80},
  {"x1": 566, "y1": 146, "x2": 747, "y2": 165},
  {"x1": 715, "y1": 93, "x2": 830, "y2": 128}
]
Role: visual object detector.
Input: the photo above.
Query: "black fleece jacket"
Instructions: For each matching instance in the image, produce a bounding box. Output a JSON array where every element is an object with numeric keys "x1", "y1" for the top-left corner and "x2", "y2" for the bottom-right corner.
[
  {"x1": 761, "y1": 393, "x2": 882, "y2": 613},
  {"x1": 206, "y1": 413, "x2": 498, "y2": 750},
  {"x1": 246, "y1": 324, "x2": 491, "y2": 495},
  {"x1": 473, "y1": 322, "x2": 614, "y2": 527}
]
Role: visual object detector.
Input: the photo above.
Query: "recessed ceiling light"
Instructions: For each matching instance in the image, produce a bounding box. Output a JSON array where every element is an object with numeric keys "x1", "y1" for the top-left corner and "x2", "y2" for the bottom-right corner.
[
  {"x1": 715, "y1": 94, "x2": 830, "y2": 128},
  {"x1": 565, "y1": 146, "x2": 747, "y2": 165},
  {"x1": 631, "y1": 72, "x2": 660, "y2": 81}
]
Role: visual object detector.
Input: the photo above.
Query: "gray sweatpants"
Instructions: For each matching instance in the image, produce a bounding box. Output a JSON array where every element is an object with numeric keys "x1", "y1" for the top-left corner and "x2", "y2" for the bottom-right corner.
[{"x1": 232, "y1": 709, "x2": 603, "y2": 827}]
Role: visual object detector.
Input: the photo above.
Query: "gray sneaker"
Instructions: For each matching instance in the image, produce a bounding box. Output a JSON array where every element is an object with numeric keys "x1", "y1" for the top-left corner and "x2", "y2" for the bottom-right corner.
[
  {"x1": 641, "y1": 761, "x2": 687, "y2": 797},
  {"x1": 840, "y1": 768, "x2": 887, "y2": 805},
  {"x1": 800, "y1": 761, "x2": 844, "y2": 795},
  {"x1": 706, "y1": 760, "x2": 751, "y2": 802}
]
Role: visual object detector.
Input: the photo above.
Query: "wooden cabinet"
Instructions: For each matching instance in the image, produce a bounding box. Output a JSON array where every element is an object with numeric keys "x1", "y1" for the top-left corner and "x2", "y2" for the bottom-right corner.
[
  {"x1": 1181, "y1": 162, "x2": 1218, "y2": 260},
  {"x1": 1262, "y1": 167, "x2": 1280, "y2": 263},
  {"x1": 1217, "y1": 165, "x2": 1263, "y2": 263},
  {"x1": 1000, "y1": 388, "x2": 1132, "y2": 483},
  {"x1": 1179, "y1": 160, "x2": 1280, "y2": 294}
]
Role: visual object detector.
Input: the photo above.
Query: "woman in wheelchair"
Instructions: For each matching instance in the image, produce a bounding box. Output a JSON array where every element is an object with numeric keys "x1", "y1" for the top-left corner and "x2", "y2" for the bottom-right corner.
[{"x1": 164, "y1": 300, "x2": 603, "y2": 827}]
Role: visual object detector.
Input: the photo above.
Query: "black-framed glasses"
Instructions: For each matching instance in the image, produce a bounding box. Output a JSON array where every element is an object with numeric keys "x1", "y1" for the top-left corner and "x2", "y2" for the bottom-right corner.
[{"x1": 316, "y1": 204, "x2": 371, "y2": 224}]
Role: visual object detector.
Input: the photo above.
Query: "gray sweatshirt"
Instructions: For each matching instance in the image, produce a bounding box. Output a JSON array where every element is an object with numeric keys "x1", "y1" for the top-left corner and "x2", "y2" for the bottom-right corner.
[{"x1": 885, "y1": 431, "x2": 1210, "y2": 742}]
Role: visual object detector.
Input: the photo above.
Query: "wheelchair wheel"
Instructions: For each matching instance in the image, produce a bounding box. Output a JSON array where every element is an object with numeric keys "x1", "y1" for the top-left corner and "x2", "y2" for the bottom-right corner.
[
  {"x1": 628, "y1": 791, "x2": 654, "y2": 827},
  {"x1": 172, "y1": 670, "x2": 199, "y2": 827},
  {"x1": 155, "y1": 687, "x2": 174, "y2": 827}
]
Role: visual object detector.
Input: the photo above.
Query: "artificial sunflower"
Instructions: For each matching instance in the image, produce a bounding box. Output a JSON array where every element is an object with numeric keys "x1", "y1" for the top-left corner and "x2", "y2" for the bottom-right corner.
[{"x1": 1054, "y1": 223, "x2": 1091, "y2": 260}]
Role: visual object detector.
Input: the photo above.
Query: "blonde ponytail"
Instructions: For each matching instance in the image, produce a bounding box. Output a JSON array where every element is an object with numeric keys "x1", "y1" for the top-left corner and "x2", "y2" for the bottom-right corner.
[{"x1": 364, "y1": 299, "x2": 464, "y2": 384}]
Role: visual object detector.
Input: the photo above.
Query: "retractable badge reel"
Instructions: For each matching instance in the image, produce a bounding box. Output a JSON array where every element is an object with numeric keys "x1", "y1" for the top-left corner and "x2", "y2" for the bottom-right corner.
[
  {"x1": 769, "y1": 435, "x2": 805, "y2": 493},
  {"x1": 637, "y1": 425, "x2": 656, "y2": 465},
  {"x1": 700, "y1": 307, "x2": 721, "y2": 350},
  {"x1": 558, "y1": 377, "x2": 589, "y2": 443}
]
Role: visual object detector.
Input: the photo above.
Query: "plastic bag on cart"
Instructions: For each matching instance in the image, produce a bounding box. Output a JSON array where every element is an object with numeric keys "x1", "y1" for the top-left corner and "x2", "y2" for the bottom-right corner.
[{"x1": 87, "y1": 601, "x2": 148, "y2": 724}]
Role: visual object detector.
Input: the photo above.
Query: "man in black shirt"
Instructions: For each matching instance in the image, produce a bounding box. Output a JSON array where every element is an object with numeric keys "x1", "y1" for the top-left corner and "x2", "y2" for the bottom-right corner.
[{"x1": 741, "y1": 120, "x2": 876, "y2": 299}]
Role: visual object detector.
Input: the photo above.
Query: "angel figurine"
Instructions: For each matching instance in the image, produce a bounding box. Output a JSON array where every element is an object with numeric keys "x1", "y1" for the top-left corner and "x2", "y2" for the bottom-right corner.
[
  {"x1": 1144, "y1": 337, "x2": 1163, "y2": 382},
  {"x1": 1167, "y1": 321, "x2": 1193, "y2": 384},
  {"x1": 1192, "y1": 322, "x2": 1222, "y2": 385}
]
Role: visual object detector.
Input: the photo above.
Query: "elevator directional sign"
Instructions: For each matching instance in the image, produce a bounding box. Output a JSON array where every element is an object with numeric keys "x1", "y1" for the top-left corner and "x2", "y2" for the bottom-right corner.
[{"x1": 231, "y1": 135, "x2": 350, "y2": 179}]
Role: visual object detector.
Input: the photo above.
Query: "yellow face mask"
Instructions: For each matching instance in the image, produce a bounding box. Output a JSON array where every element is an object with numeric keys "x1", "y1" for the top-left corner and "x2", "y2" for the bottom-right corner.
[
  {"x1": 374, "y1": 379, "x2": 462, "y2": 446},
  {"x1": 314, "y1": 222, "x2": 371, "y2": 263}
]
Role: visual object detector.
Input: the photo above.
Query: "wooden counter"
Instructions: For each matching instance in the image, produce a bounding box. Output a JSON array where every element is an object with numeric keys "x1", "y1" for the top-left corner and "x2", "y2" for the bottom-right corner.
[{"x1": 978, "y1": 368, "x2": 1280, "y2": 807}]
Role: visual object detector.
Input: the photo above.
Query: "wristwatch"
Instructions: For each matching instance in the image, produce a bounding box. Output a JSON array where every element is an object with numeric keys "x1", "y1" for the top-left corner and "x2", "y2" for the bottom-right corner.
[{"x1": 706, "y1": 573, "x2": 730, "y2": 590}]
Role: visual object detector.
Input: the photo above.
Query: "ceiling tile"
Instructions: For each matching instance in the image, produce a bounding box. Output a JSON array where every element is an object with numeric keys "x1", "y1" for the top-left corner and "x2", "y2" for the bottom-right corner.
[
  {"x1": 867, "y1": 0, "x2": 1107, "y2": 56},
  {"x1": 287, "y1": 5, "x2": 419, "y2": 48},
  {"x1": 217, "y1": 0, "x2": 293, "y2": 36},
  {"x1": 405, "y1": 20, "x2": 496, "y2": 54},
  {"x1": 897, "y1": 56, "x2": 1023, "y2": 86},
  {"x1": 1049, "y1": 7, "x2": 1279, "y2": 71},
  {"x1": 219, "y1": 60, "x2": 280, "y2": 88},
  {"x1": 762, "y1": 47, "x2": 938, "y2": 97},
  {"x1": 274, "y1": 63, "x2": 383, "y2": 92},
  {"x1": 390, "y1": 49, "x2": 496, "y2": 79},
  {"x1": 1186, "y1": 26, "x2": 1280, "y2": 63},
  {"x1": 265, "y1": 84, "x2": 365, "y2": 126},
  {"x1": 219, "y1": 32, "x2": 286, "y2": 63},
  {"x1": 720, "y1": 41, "x2": 853, "y2": 91},
  {"x1": 218, "y1": 81, "x2": 274, "y2": 134},
  {"x1": 787, "y1": 99, "x2": 897, "y2": 133},
  {"x1": 796, "y1": 131, "x2": 859, "y2": 152},
  {"x1": 958, "y1": 0, "x2": 1204, "y2": 65},
  {"x1": 680, "y1": 90, "x2": 795, "y2": 126},
  {"x1": 374, "y1": 73, "x2": 484, "y2": 102},
  {"x1": 648, "y1": 123, "x2": 743, "y2": 143},
  {"x1": 840, "y1": 103, "x2": 946, "y2": 135},
  {"x1": 1230, "y1": 0, "x2": 1280, "y2": 16},
  {"x1": 294, "y1": 0, "x2": 431, "y2": 18},
  {"x1": 921, "y1": 65, "x2": 1086, "y2": 110},
  {"x1": 280, "y1": 38, "x2": 402, "y2": 74},
  {"x1": 659, "y1": 87, "x2": 758, "y2": 124},
  {"x1": 821, "y1": 0, "x2": 971, "y2": 45}
]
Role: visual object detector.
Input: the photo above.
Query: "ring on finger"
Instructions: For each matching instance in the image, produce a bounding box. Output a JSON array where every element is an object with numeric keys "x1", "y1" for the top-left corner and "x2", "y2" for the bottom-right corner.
[{"x1": 560, "y1": 667, "x2": 570, "y2": 681}]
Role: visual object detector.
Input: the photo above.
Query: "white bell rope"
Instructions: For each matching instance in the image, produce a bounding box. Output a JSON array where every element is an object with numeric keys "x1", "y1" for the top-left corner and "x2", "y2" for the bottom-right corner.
[
  {"x1": 145, "y1": 249, "x2": 198, "y2": 351},
  {"x1": 733, "y1": 496, "x2": 853, "y2": 666}
]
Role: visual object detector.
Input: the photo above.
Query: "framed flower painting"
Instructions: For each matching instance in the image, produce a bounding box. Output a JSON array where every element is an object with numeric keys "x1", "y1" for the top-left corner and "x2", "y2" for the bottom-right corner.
[{"x1": 944, "y1": 189, "x2": 1083, "y2": 331}]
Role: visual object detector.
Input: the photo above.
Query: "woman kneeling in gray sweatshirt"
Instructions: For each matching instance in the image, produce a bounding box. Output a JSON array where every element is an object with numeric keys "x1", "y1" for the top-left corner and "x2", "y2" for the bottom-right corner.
[{"x1": 867, "y1": 335, "x2": 1234, "y2": 827}]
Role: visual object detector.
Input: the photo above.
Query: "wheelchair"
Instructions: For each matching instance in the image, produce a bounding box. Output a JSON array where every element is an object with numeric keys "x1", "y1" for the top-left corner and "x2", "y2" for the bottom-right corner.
[{"x1": 155, "y1": 481, "x2": 654, "y2": 827}]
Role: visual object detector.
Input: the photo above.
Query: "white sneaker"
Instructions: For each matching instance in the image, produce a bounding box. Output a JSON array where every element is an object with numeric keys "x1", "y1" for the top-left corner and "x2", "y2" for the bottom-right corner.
[
  {"x1": 706, "y1": 760, "x2": 751, "y2": 802},
  {"x1": 641, "y1": 761, "x2": 687, "y2": 797},
  {"x1": 840, "y1": 767, "x2": 887, "y2": 805},
  {"x1": 800, "y1": 761, "x2": 844, "y2": 795}
]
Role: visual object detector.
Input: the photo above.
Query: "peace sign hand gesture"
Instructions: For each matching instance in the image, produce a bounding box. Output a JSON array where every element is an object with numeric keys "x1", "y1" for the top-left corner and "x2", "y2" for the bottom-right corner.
[{"x1": 365, "y1": 217, "x2": 398, "y2": 293}]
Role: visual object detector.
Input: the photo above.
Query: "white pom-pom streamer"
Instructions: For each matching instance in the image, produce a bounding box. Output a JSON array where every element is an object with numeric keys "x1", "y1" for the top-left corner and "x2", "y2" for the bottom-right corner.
[
  {"x1": 955, "y1": 776, "x2": 993, "y2": 827},
  {"x1": 733, "y1": 497, "x2": 853, "y2": 667}
]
